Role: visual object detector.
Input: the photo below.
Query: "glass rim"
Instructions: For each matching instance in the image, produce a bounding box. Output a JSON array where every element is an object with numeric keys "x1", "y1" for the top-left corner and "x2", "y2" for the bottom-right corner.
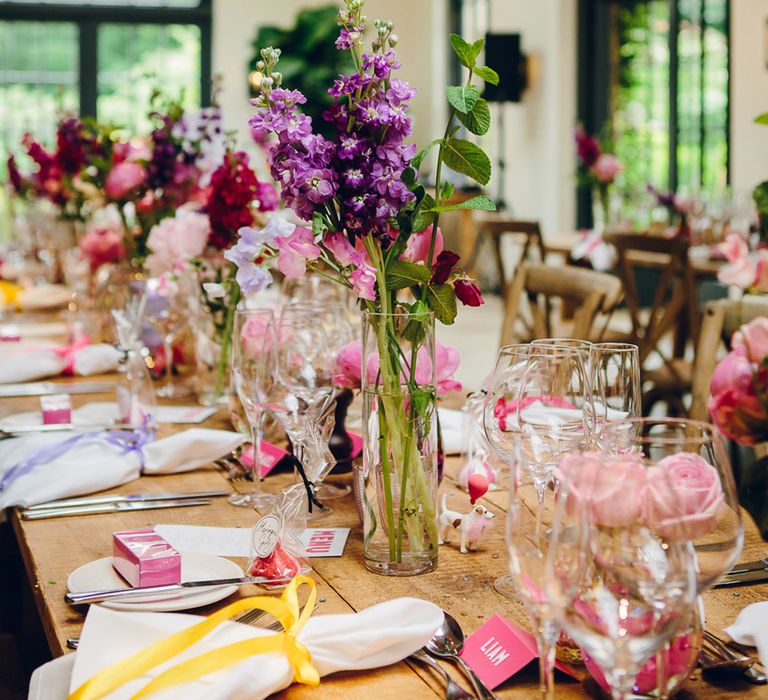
[
  {"x1": 530, "y1": 337, "x2": 594, "y2": 348},
  {"x1": 361, "y1": 309, "x2": 435, "y2": 320},
  {"x1": 602, "y1": 417, "x2": 722, "y2": 444},
  {"x1": 590, "y1": 342, "x2": 639, "y2": 353}
]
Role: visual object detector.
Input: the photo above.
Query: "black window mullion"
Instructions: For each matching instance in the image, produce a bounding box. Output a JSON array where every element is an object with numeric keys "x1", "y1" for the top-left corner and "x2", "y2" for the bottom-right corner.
[
  {"x1": 78, "y1": 18, "x2": 97, "y2": 118},
  {"x1": 200, "y1": 18, "x2": 211, "y2": 106},
  {"x1": 668, "y1": 0, "x2": 679, "y2": 193}
]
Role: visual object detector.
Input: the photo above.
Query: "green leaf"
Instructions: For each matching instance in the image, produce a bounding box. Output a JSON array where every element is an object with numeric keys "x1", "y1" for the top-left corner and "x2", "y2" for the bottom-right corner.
[
  {"x1": 446, "y1": 85, "x2": 481, "y2": 115},
  {"x1": 470, "y1": 38, "x2": 485, "y2": 60},
  {"x1": 426, "y1": 284, "x2": 458, "y2": 325},
  {"x1": 412, "y1": 138, "x2": 442, "y2": 171},
  {"x1": 449, "y1": 33, "x2": 475, "y2": 69},
  {"x1": 411, "y1": 387, "x2": 435, "y2": 417},
  {"x1": 401, "y1": 167, "x2": 417, "y2": 187},
  {"x1": 386, "y1": 259, "x2": 432, "y2": 290},
  {"x1": 456, "y1": 97, "x2": 491, "y2": 136},
  {"x1": 442, "y1": 138, "x2": 492, "y2": 185},
  {"x1": 474, "y1": 65, "x2": 500, "y2": 86},
  {"x1": 412, "y1": 210, "x2": 434, "y2": 234},
  {"x1": 312, "y1": 211, "x2": 327, "y2": 237},
  {"x1": 439, "y1": 181, "x2": 455, "y2": 201},
  {"x1": 756, "y1": 113, "x2": 768, "y2": 125},
  {"x1": 429, "y1": 194, "x2": 496, "y2": 213}
]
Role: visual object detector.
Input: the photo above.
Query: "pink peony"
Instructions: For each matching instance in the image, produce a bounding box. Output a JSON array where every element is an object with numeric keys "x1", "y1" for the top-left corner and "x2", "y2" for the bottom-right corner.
[
  {"x1": 104, "y1": 161, "x2": 146, "y2": 200},
  {"x1": 276, "y1": 226, "x2": 321, "y2": 278},
  {"x1": 558, "y1": 453, "x2": 646, "y2": 528},
  {"x1": 402, "y1": 226, "x2": 443, "y2": 264},
  {"x1": 732, "y1": 316, "x2": 768, "y2": 363},
  {"x1": 644, "y1": 453, "x2": 724, "y2": 540},
  {"x1": 145, "y1": 210, "x2": 211, "y2": 277},
  {"x1": 78, "y1": 226, "x2": 125, "y2": 271},
  {"x1": 589, "y1": 153, "x2": 623, "y2": 183}
]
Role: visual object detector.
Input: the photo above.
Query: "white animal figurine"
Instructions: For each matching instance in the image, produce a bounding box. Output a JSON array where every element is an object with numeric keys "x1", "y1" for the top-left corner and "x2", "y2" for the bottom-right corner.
[{"x1": 438, "y1": 494, "x2": 495, "y2": 553}]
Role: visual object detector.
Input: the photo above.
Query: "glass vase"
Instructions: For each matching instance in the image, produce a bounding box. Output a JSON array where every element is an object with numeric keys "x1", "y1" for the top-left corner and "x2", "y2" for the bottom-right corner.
[{"x1": 360, "y1": 309, "x2": 439, "y2": 576}]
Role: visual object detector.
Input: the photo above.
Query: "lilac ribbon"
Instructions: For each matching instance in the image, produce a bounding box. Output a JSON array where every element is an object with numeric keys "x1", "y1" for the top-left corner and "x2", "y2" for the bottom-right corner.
[{"x1": 0, "y1": 423, "x2": 153, "y2": 493}]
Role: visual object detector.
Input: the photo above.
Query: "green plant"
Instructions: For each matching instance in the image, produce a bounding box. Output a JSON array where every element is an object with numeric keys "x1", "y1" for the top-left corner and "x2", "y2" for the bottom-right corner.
[{"x1": 248, "y1": 6, "x2": 353, "y2": 139}]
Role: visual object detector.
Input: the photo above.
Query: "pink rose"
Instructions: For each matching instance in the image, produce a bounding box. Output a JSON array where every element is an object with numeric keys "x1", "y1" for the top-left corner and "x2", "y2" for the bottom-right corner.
[
  {"x1": 276, "y1": 226, "x2": 321, "y2": 278},
  {"x1": 78, "y1": 226, "x2": 125, "y2": 271},
  {"x1": 558, "y1": 453, "x2": 646, "y2": 528},
  {"x1": 708, "y1": 380, "x2": 768, "y2": 446},
  {"x1": 709, "y1": 348, "x2": 754, "y2": 397},
  {"x1": 401, "y1": 226, "x2": 443, "y2": 264},
  {"x1": 105, "y1": 161, "x2": 146, "y2": 201},
  {"x1": 732, "y1": 317, "x2": 768, "y2": 363},
  {"x1": 716, "y1": 233, "x2": 749, "y2": 264},
  {"x1": 718, "y1": 256, "x2": 756, "y2": 289},
  {"x1": 644, "y1": 453, "x2": 724, "y2": 540},
  {"x1": 589, "y1": 154, "x2": 623, "y2": 184},
  {"x1": 145, "y1": 210, "x2": 211, "y2": 277}
]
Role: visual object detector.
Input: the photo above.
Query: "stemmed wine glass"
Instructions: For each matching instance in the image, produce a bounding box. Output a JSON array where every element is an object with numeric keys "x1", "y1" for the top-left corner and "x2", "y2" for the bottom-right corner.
[
  {"x1": 145, "y1": 275, "x2": 191, "y2": 398},
  {"x1": 546, "y1": 453, "x2": 701, "y2": 700},
  {"x1": 589, "y1": 342, "x2": 641, "y2": 439},
  {"x1": 230, "y1": 309, "x2": 279, "y2": 509}
]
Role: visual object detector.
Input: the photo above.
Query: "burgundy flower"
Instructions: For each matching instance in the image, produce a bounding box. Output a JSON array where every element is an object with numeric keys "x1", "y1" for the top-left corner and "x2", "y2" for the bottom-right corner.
[
  {"x1": 454, "y1": 279, "x2": 484, "y2": 307},
  {"x1": 206, "y1": 150, "x2": 260, "y2": 250},
  {"x1": 430, "y1": 250, "x2": 460, "y2": 285},
  {"x1": 575, "y1": 127, "x2": 601, "y2": 168},
  {"x1": 6, "y1": 155, "x2": 25, "y2": 194}
]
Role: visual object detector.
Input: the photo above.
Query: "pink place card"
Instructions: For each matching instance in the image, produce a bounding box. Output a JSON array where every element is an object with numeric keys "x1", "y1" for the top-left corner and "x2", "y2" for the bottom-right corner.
[
  {"x1": 239, "y1": 440, "x2": 290, "y2": 478},
  {"x1": 460, "y1": 614, "x2": 578, "y2": 690},
  {"x1": 348, "y1": 431, "x2": 363, "y2": 459}
]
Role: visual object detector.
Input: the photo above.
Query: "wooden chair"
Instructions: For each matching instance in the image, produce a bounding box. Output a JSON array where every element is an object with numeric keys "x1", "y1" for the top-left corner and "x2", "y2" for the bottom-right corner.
[
  {"x1": 604, "y1": 232, "x2": 699, "y2": 415},
  {"x1": 690, "y1": 296, "x2": 768, "y2": 422},
  {"x1": 466, "y1": 215, "x2": 545, "y2": 297},
  {"x1": 500, "y1": 262, "x2": 624, "y2": 347}
]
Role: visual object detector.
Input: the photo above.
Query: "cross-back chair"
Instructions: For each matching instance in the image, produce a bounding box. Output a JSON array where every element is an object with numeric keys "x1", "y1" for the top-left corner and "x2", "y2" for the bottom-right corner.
[{"x1": 499, "y1": 262, "x2": 624, "y2": 347}]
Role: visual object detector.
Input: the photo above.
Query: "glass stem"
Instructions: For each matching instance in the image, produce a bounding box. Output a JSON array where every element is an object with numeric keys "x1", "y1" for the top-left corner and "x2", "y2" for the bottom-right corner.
[
  {"x1": 250, "y1": 410, "x2": 264, "y2": 496},
  {"x1": 655, "y1": 641, "x2": 670, "y2": 699},
  {"x1": 535, "y1": 620, "x2": 558, "y2": 700},
  {"x1": 163, "y1": 333, "x2": 174, "y2": 395}
]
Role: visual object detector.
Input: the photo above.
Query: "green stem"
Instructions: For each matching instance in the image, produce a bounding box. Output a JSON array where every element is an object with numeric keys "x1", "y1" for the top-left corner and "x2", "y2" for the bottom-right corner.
[{"x1": 213, "y1": 281, "x2": 240, "y2": 400}]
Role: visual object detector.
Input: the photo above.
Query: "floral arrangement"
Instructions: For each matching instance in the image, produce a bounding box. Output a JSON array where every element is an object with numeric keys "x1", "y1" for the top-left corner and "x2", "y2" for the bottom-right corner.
[
  {"x1": 708, "y1": 316, "x2": 768, "y2": 446},
  {"x1": 716, "y1": 233, "x2": 768, "y2": 293},
  {"x1": 647, "y1": 184, "x2": 694, "y2": 237},
  {"x1": 228, "y1": 0, "x2": 496, "y2": 573},
  {"x1": 575, "y1": 126, "x2": 623, "y2": 229}
]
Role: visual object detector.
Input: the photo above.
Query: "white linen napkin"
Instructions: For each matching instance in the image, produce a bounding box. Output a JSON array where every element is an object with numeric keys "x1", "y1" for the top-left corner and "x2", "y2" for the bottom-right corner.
[
  {"x1": 724, "y1": 601, "x2": 768, "y2": 670},
  {"x1": 438, "y1": 407, "x2": 464, "y2": 455},
  {"x1": 0, "y1": 428, "x2": 245, "y2": 509},
  {"x1": 28, "y1": 596, "x2": 443, "y2": 700},
  {"x1": 0, "y1": 341, "x2": 122, "y2": 383}
]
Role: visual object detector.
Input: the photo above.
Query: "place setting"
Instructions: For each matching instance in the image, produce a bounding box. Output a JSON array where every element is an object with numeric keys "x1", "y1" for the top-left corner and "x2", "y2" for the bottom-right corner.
[{"x1": 1, "y1": 0, "x2": 768, "y2": 698}]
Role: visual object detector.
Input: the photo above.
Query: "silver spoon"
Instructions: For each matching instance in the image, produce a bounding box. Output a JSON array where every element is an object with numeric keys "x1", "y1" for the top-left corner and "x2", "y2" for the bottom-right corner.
[
  {"x1": 411, "y1": 649, "x2": 475, "y2": 700},
  {"x1": 703, "y1": 631, "x2": 767, "y2": 685},
  {"x1": 425, "y1": 611, "x2": 498, "y2": 700}
]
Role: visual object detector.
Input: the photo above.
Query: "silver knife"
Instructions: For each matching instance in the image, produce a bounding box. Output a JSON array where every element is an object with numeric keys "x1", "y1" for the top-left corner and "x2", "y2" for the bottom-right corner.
[
  {"x1": 0, "y1": 423, "x2": 122, "y2": 435},
  {"x1": 726, "y1": 558, "x2": 768, "y2": 575},
  {"x1": 25, "y1": 490, "x2": 230, "y2": 510},
  {"x1": 66, "y1": 575, "x2": 292, "y2": 604},
  {"x1": 20, "y1": 498, "x2": 212, "y2": 520},
  {"x1": 714, "y1": 569, "x2": 768, "y2": 587},
  {"x1": 0, "y1": 381, "x2": 117, "y2": 397}
]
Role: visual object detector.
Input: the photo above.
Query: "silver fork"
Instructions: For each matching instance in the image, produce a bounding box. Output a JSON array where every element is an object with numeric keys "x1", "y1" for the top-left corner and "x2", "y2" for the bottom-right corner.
[
  {"x1": 213, "y1": 453, "x2": 255, "y2": 495},
  {"x1": 411, "y1": 648, "x2": 476, "y2": 700}
]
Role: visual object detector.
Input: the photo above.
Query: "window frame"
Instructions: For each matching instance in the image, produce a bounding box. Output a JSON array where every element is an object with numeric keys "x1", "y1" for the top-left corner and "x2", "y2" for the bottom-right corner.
[
  {"x1": 0, "y1": 0, "x2": 212, "y2": 118},
  {"x1": 576, "y1": 0, "x2": 731, "y2": 228}
]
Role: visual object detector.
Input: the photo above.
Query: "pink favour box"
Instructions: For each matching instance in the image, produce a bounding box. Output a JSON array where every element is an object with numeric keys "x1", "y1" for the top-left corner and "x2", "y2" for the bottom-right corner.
[{"x1": 112, "y1": 528, "x2": 181, "y2": 588}]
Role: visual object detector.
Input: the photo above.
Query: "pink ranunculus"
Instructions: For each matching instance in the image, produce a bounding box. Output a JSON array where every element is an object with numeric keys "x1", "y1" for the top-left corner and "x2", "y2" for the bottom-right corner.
[
  {"x1": 709, "y1": 348, "x2": 754, "y2": 397},
  {"x1": 145, "y1": 210, "x2": 211, "y2": 277},
  {"x1": 732, "y1": 316, "x2": 768, "y2": 363},
  {"x1": 415, "y1": 341, "x2": 462, "y2": 395},
  {"x1": 276, "y1": 226, "x2": 321, "y2": 278},
  {"x1": 454, "y1": 279, "x2": 484, "y2": 306},
  {"x1": 401, "y1": 225, "x2": 443, "y2": 264},
  {"x1": 349, "y1": 262, "x2": 377, "y2": 301},
  {"x1": 559, "y1": 453, "x2": 647, "y2": 528},
  {"x1": 78, "y1": 226, "x2": 126, "y2": 271},
  {"x1": 716, "y1": 233, "x2": 749, "y2": 264},
  {"x1": 589, "y1": 153, "x2": 623, "y2": 183},
  {"x1": 104, "y1": 161, "x2": 146, "y2": 201},
  {"x1": 644, "y1": 453, "x2": 724, "y2": 540}
]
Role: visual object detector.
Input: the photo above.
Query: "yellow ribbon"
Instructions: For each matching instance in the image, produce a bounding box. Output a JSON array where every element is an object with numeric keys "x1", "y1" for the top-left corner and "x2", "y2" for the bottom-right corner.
[
  {"x1": 68, "y1": 575, "x2": 319, "y2": 700},
  {"x1": 0, "y1": 281, "x2": 20, "y2": 310}
]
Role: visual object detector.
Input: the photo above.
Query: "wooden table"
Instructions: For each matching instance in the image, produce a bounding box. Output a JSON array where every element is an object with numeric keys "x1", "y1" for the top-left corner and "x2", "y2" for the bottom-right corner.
[{"x1": 4, "y1": 379, "x2": 767, "y2": 698}]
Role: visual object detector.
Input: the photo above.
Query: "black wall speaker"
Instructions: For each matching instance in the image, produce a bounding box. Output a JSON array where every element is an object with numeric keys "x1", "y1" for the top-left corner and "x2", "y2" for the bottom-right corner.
[{"x1": 483, "y1": 33, "x2": 527, "y2": 103}]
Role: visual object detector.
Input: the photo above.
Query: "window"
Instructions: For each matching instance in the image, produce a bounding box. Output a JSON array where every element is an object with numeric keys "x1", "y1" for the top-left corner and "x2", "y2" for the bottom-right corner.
[
  {"x1": 578, "y1": 0, "x2": 729, "y2": 225},
  {"x1": 0, "y1": 0, "x2": 210, "y2": 162}
]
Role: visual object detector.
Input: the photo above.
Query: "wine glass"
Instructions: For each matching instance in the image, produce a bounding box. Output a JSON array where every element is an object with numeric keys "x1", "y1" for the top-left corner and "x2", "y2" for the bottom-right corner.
[
  {"x1": 230, "y1": 309, "x2": 279, "y2": 510},
  {"x1": 589, "y1": 342, "x2": 641, "y2": 439},
  {"x1": 483, "y1": 343, "x2": 531, "y2": 598},
  {"x1": 547, "y1": 453, "x2": 700, "y2": 700},
  {"x1": 145, "y1": 275, "x2": 191, "y2": 399}
]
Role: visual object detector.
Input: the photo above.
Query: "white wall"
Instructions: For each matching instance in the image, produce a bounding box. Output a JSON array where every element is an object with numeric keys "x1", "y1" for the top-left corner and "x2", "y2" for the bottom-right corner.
[
  {"x1": 212, "y1": 0, "x2": 447, "y2": 157},
  {"x1": 730, "y1": 0, "x2": 768, "y2": 193},
  {"x1": 483, "y1": 0, "x2": 577, "y2": 237}
]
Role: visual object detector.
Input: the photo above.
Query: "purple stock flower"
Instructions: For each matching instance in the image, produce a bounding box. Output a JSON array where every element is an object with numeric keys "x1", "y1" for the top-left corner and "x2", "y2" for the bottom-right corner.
[{"x1": 335, "y1": 25, "x2": 364, "y2": 51}]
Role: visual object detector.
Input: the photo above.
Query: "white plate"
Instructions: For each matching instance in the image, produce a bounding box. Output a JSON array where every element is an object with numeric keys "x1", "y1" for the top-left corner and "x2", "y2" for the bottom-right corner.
[{"x1": 67, "y1": 553, "x2": 243, "y2": 612}]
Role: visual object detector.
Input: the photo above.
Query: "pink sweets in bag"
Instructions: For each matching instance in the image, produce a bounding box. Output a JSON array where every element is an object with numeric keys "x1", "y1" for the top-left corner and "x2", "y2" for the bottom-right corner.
[{"x1": 112, "y1": 528, "x2": 181, "y2": 588}]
